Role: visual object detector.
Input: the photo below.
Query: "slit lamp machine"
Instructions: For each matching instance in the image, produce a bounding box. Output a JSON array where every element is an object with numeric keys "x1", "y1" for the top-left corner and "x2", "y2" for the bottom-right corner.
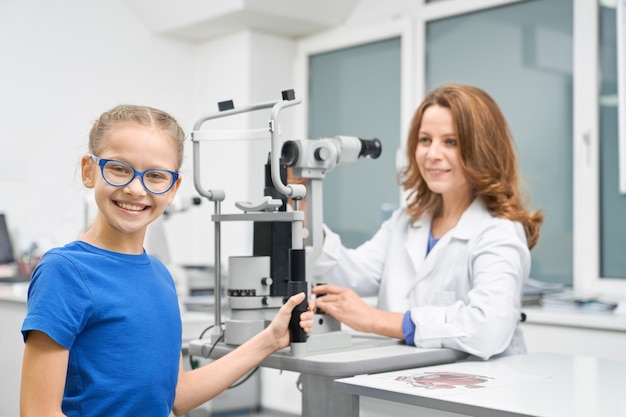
[{"x1": 191, "y1": 90, "x2": 381, "y2": 356}]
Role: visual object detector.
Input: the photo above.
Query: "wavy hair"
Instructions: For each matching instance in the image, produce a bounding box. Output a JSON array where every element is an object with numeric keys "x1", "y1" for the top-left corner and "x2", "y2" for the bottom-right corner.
[{"x1": 400, "y1": 84, "x2": 543, "y2": 249}]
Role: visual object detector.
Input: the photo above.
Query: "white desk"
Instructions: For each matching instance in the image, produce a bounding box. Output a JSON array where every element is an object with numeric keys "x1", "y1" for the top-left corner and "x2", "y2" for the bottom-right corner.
[
  {"x1": 188, "y1": 335, "x2": 467, "y2": 417},
  {"x1": 335, "y1": 352, "x2": 626, "y2": 417}
]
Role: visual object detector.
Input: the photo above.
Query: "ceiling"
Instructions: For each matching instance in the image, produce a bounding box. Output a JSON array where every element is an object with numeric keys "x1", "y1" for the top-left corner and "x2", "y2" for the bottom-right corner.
[{"x1": 124, "y1": 0, "x2": 361, "y2": 43}]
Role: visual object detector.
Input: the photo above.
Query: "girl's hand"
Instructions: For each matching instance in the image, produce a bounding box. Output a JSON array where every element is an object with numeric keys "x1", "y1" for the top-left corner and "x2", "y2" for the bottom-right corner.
[{"x1": 266, "y1": 292, "x2": 315, "y2": 350}]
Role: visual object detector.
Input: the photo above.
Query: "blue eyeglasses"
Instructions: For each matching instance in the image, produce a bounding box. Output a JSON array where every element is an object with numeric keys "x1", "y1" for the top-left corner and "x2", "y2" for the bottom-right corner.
[{"x1": 89, "y1": 154, "x2": 179, "y2": 194}]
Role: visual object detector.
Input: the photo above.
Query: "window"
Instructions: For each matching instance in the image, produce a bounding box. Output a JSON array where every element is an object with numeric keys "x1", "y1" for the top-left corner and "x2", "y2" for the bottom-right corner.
[
  {"x1": 295, "y1": 0, "x2": 626, "y2": 299},
  {"x1": 295, "y1": 19, "x2": 413, "y2": 248},
  {"x1": 599, "y1": 3, "x2": 626, "y2": 279},
  {"x1": 308, "y1": 38, "x2": 402, "y2": 248},
  {"x1": 424, "y1": 0, "x2": 573, "y2": 285}
]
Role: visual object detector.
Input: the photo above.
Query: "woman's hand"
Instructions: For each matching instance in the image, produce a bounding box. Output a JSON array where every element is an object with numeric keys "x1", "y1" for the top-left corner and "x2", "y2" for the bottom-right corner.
[
  {"x1": 312, "y1": 284, "x2": 404, "y2": 339},
  {"x1": 311, "y1": 284, "x2": 378, "y2": 333}
]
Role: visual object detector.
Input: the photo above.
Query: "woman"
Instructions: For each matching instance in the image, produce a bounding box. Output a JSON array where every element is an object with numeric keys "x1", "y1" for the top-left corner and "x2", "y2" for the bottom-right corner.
[{"x1": 312, "y1": 84, "x2": 543, "y2": 359}]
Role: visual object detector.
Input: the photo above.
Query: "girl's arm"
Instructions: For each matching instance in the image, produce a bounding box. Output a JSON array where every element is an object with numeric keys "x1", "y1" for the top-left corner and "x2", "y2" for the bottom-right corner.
[
  {"x1": 20, "y1": 330, "x2": 69, "y2": 417},
  {"x1": 172, "y1": 293, "x2": 313, "y2": 416}
]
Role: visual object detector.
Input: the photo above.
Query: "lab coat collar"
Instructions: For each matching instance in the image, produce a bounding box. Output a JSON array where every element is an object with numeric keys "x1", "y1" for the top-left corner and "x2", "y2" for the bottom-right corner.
[
  {"x1": 408, "y1": 197, "x2": 489, "y2": 238},
  {"x1": 405, "y1": 197, "x2": 490, "y2": 277},
  {"x1": 448, "y1": 197, "x2": 491, "y2": 240},
  {"x1": 406, "y1": 215, "x2": 430, "y2": 268}
]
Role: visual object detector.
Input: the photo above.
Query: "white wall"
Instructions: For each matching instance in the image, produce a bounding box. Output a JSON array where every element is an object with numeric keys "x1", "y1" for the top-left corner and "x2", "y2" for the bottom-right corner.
[
  {"x1": 0, "y1": 0, "x2": 418, "y2": 269},
  {"x1": 0, "y1": 0, "x2": 411, "y2": 265},
  {"x1": 0, "y1": 0, "x2": 193, "y2": 259},
  {"x1": 164, "y1": 30, "x2": 297, "y2": 267},
  {"x1": 0, "y1": 0, "x2": 298, "y2": 268}
]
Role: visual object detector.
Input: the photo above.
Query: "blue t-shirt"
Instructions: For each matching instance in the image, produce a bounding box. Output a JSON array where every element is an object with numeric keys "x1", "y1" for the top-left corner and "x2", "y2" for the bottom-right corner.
[{"x1": 21, "y1": 241, "x2": 182, "y2": 417}]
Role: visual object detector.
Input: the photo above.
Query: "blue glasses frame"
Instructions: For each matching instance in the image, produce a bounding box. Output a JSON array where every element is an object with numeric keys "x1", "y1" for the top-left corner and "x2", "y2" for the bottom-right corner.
[{"x1": 89, "y1": 154, "x2": 179, "y2": 194}]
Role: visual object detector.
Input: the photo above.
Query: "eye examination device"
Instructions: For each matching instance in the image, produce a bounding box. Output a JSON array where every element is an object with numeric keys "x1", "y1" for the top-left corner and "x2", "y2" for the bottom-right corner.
[{"x1": 191, "y1": 90, "x2": 381, "y2": 356}]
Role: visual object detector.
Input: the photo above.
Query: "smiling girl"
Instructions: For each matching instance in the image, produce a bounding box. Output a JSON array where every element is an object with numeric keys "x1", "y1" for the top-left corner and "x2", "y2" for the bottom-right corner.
[{"x1": 20, "y1": 104, "x2": 313, "y2": 417}]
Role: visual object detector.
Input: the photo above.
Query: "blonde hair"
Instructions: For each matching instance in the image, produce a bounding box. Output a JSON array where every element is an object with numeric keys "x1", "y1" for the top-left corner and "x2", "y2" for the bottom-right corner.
[
  {"x1": 400, "y1": 84, "x2": 543, "y2": 249},
  {"x1": 88, "y1": 104, "x2": 185, "y2": 169}
]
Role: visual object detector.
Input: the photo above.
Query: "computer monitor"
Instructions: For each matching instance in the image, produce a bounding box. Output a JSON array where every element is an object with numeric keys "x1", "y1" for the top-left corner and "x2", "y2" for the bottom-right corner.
[{"x1": 0, "y1": 213, "x2": 16, "y2": 265}]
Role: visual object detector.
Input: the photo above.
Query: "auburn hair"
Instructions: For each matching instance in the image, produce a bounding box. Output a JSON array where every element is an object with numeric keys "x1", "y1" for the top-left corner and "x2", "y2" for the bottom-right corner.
[{"x1": 399, "y1": 84, "x2": 543, "y2": 249}]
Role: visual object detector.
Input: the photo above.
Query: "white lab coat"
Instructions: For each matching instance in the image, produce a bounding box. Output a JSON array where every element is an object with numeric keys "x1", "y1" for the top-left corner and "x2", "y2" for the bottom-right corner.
[{"x1": 314, "y1": 198, "x2": 530, "y2": 359}]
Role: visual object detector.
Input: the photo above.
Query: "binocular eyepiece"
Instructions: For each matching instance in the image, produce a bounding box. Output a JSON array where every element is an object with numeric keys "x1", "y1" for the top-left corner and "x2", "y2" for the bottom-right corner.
[
  {"x1": 280, "y1": 136, "x2": 382, "y2": 172},
  {"x1": 358, "y1": 137, "x2": 382, "y2": 159}
]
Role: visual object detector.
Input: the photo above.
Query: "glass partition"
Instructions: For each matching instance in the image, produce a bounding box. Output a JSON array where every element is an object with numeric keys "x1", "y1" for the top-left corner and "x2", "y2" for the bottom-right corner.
[
  {"x1": 308, "y1": 37, "x2": 402, "y2": 248},
  {"x1": 599, "y1": 4, "x2": 626, "y2": 278},
  {"x1": 425, "y1": 0, "x2": 573, "y2": 284}
]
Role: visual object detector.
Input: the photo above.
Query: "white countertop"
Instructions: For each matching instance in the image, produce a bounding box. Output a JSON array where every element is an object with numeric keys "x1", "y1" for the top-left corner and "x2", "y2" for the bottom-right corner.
[
  {"x1": 523, "y1": 305, "x2": 626, "y2": 332},
  {"x1": 336, "y1": 352, "x2": 626, "y2": 417},
  {"x1": 0, "y1": 281, "x2": 29, "y2": 303}
]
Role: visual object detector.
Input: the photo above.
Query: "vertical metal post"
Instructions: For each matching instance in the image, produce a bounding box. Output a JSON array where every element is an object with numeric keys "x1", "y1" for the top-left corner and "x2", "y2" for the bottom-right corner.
[{"x1": 213, "y1": 199, "x2": 222, "y2": 337}]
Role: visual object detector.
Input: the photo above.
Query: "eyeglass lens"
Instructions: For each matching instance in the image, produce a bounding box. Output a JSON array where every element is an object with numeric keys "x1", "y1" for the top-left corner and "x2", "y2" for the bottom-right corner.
[{"x1": 102, "y1": 160, "x2": 174, "y2": 193}]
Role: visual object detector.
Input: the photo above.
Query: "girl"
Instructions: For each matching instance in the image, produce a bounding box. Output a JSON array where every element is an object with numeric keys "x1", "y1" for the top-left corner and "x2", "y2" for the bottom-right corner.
[{"x1": 20, "y1": 104, "x2": 313, "y2": 417}]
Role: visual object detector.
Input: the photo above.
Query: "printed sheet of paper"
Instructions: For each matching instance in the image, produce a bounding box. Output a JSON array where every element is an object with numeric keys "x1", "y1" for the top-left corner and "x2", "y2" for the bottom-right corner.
[{"x1": 352, "y1": 362, "x2": 550, "y2": 398}]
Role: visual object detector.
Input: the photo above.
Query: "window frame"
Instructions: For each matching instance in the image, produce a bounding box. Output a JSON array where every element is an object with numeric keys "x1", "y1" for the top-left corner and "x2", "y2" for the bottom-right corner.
[
  {"x1": 576, "y1": 0, "x2": 626, "y2": 299},
  {"x1": 293, "y1": 16, "x2": 414, "y2": 210}
]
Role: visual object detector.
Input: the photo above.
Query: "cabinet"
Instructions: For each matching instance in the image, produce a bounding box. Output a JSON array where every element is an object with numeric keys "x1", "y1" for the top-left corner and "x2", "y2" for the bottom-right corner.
[{"x1": 0, "y1": 285, "x2": 29, "y2": 417}]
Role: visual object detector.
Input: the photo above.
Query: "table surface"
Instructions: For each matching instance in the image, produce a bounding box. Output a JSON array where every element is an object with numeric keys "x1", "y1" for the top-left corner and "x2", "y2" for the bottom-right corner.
[
  {"x1": 188, "y1": 334, "x2": 468, "y2": 377},
  {"x1": 335, "y1": 352, "x2": 626, "y2": 417}
]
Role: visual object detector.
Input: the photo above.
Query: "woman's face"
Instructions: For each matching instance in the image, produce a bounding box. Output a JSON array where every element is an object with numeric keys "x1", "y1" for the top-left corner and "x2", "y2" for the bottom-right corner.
[{"x1": 415, "y1": 105, "x2": 471, "y2": 203}]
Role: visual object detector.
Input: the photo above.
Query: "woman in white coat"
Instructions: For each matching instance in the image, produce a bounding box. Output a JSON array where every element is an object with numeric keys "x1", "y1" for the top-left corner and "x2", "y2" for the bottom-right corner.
[{"x1": 312, "y1": 84, "x2": 543, "y2": 360}]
